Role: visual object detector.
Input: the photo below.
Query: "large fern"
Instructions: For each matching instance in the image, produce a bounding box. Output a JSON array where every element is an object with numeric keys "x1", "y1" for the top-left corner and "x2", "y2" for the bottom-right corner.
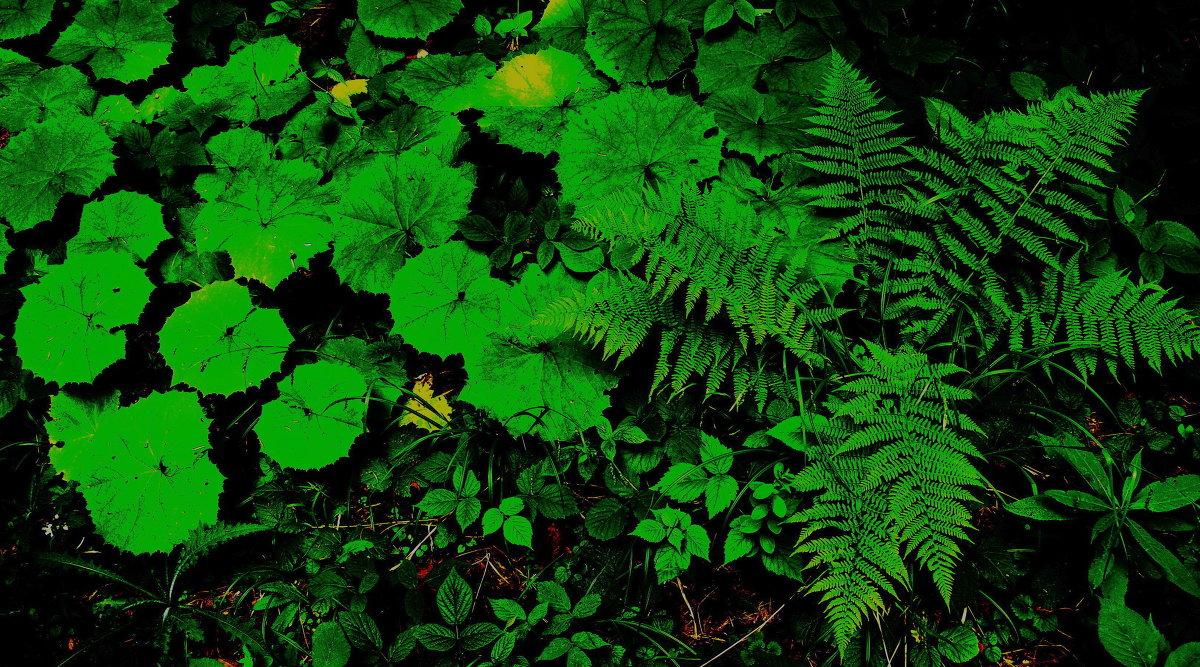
[
  {"x1": 774, "y1": 342, "x2": 984, "y2": 648},
  {"x1": 540, "y1": 184, "x2": 848, "y2": 405}
]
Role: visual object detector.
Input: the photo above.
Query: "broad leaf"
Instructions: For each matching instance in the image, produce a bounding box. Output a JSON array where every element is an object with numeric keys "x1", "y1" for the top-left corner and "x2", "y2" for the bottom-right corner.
[
  {"x1": 584, "y1": 498, "x2": 628, "y2": 540},
  {"x1": 0, "y1": 65, "x2": 91, "y2": 132},
  {"x1": 332, "y1": 152, "x2": 474, "y2": 293},
  {"x1": 0, "y1": 0, "x2": 54, "y2": 40},
  {"x1": 257, "y1": 361, "x2": 369, "y2": 470},
  {"x1": 584, "y1": 0, "x2": 693, "y2": 84},
  {"x1": 389, "y1": 53, "x2": 492, "y2": 111},
  {"x1": 1131, "y1": 475, "x2": 1200, "y2": 512},
  {"x1": 503, "y1": 515, "x2": 533, "y2": 548},
  {"x1": 694, "y1": 22, "x2": 825, "y2": 93},
  {"x1": 387, "y1": 241, "x2": 508, "y2": 366},
  {"x1": 182, "y1": 36, "x2": 308, "y2": 121},
  {"x1": 311, "y1": 622, "x2": 351, "y2": 667},
  {"x1": 47, "y1": 391, "x2": 222, "y2": 554},
  {"x1": 477, "y1": 48, "x2": 604, "y2": 155},
  {"x1": 1098, "y1": 598, "x2": 1165, "y2": 667},
  {"x1": 71, "y1": 191, "x2": 168, "y2": 261},
  {"x1": 437, "y1": 570, "x2": 473, "y2": 625},
  {"x1": 191, "y1": 159, "x2": 335, "y2": 287},
  {"x1": 14, "y1": 251, "x2": 152, "y2": 384},
  {"x1": 0, "y1": 115, "x2": 116, "y2": 232},
  {"x1": 558, "y1": 86, "x2": 722, "y2": 208},
  {"x1": 705, "y1": 86, "x2": 807, "y2": 160},
  {"x1": 49, "y1": 0, "x2": 176, "y2": 83},
  {"x1": 158, "y1": 281, "x2": 292, "y2": 395},
  {"x1": 359, "y1": 0, "x2": 462, "y2": 39},
  {"x1": 458, "y1": 267, "x2": 617, "y2": 440}
]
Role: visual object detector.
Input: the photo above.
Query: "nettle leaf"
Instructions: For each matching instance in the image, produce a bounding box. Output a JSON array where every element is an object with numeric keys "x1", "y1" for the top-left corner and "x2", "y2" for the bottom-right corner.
[
  {"x1": 386, "y1": 241, "x2": 508, "y2": 366},
  {"x1": 47, "y1": 391, "x2": 222, "y2": 554},
  {"x1": 256, "y1": 361, "x2": 368, "y2": 470},
  {"x1": 158, "y1": 281, "x2": 292, "y2": 395},
  {"x1": 558, "y1": 86, "x2": 722, "y2": 208},
  {"x1": 14, "y1": 251, "x2": 153, "y2": 385},
  {"x1": 0, "y1": 0, "x2": 54, "y2": 40},
  {"x1": 584, "y1": 0, "x2": 695, "y2": 84},
  {"x1": 191, "y1": 159, "x2": 335, "y2": 287},
  {"x1": 477, "y1": 47, "x2": 604, "y2": 156},
  {"x1": 694, "y1": 22, "x2": 825, "y2": 93},
  {"x1": 706, "y1": 87, "x2": 807, "y2": 161},
  {"x1": 0, "y1": 115, "x2": 116, "y2": 232},
  {"x1": 358, "y1": 0, "x2": 462, "y2": 39},
  {"x1": 49, "y1": 0, "x2": 176, "y2": 83},
  {"x1": 459, "y1": 267, "x2": 618, "y2": 440},
  {"x1": 71, "y1": 191, "x2": 168, "y2": 261},
  {"x1": 389, "y1": 53, "x2": 492, "y2": 112},
  {"x1": 182, "y1": 35, "x2": 309, "y2": 121},
  {"x1": 332, "y1": 152, "x2": 474, "y2": 293},
  {"x1": 437, "y1": 569, "x2": 474, "y2": 625},
  {"x1": 0, "y1": 65, "x2": 91, "y2": 132}
]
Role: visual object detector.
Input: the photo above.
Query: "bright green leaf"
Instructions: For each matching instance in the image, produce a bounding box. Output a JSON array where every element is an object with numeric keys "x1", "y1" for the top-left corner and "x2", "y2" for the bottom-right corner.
[{"x1": 256, "y1": 361, "x2": 368, "y2": 470}]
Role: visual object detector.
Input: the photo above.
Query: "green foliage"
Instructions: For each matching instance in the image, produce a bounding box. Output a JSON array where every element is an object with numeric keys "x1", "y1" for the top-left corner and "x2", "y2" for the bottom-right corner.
[{"x1": 49, "y1": 0, "x2": 176, "y2": 83}]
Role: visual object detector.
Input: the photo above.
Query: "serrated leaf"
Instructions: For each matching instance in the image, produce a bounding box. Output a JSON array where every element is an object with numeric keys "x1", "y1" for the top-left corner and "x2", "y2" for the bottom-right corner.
[
  {"x1": 476, "y1": 48, "x2": 603, "y2": 155},
  {"x1": 654, "y1": 464, "x2": 709, "y2": 502},
  {"x1": 705, "y1": 474, "x2": 738, "y2": 517},
  {"x1": 417, "y1": 488, "x2": 458, "y2": 515},
  {"x1": 15, "y1": 251, "x2": 152, "y2": 384},
  {"x1": 503, "y1": 515, "x2": 533, "y2": 548},
  {"x1": 723, "y1": 529, "x2": 754, "y2": 564},
  {"x1": 311, "y1": 621, "x2": 351, "y2": 667},
  {"x1": 631, "y1": 519, "x2": 666, "y2": 543},
  {"x1": 0, "y1": 115, "x2": 116, "y2": 232},
  {"x1": 695, "y1": 22, "x2": 825, "y2": 93},
  {"x1": 490, "y1": 597, "x2": 525, "y2": 622},
  {"x1": 1005, "y1": 495, "x2": 1074, "y2": 521},
  {"x1": 558, "y1": 86, "x2": 722, "y2": 209},
  {"x1": 1098, "y1": 598, "x2": 1164, "y2": 667},
  {"x1": 459, "y1": 622, "x2": 501, "y2": 651},
  {"x1": 400, "y1": 374, "x2": 453, "y2": 431},
  {"x1": 415, "y1": 623, "x2": 457, "y2": 651},
  {"x1": 482, "y1": 508, "x2": 504, "y2": 535},
  {"x1": 332, "y1": 152, "x2": 473, "y2": 293},
  {"x1": 437, "y1": 570, "x2": 474, "y2": 625},
  {"x1": 158, "y1": 281, "x2": 292, "y2": 395},
  {"x1": 387, "y1": 242, "x2": 507, "y2": 366},
  {"x1": 359, "y1": 0, "x2": 462, "y2": 39},
  {"x1": 49, "y1": 0, "x2": 176, "y2": 83},
  {"x1": 256, "y1": 361, "x2": 368, "y2": 470},
  {"x1": 584, "y1": 498, "x2": 628, "y2": 540},
  {"x1": 48, "y1": 391, "x2": 221, "y2": 554}
]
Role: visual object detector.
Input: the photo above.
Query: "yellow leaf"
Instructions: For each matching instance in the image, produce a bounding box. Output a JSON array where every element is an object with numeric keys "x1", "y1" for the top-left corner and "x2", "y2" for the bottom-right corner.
[
  {"x1": 401, "y1": 374, "x2": 452, "y2": 431},
  {"x1": 330, "y1": 78, "x2": 369, "y2": 106}
]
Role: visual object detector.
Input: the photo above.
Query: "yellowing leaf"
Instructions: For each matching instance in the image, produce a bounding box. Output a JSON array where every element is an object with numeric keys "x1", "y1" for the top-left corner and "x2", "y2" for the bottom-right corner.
[
  {"x1": 330, "y1": 78, "x2": 369, "y2": 105},
  {"x1": 477, "y1": 48, "x2": 595, "y2": 107},
  {"x1": 401, "y1": 374, "x2": 452, "y2": 431}
]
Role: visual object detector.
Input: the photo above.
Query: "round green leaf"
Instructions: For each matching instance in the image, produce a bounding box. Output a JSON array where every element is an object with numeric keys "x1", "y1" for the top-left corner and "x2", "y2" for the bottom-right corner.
[
  {"x1": 0, "y1": 65, "x2": 91, "y2": 132},
  {"x1": 312, "y1": 621, "x2": 351, "y2": 667},
  {"x1": 49, "y1": 0, "x2": 177, "y2": 83},
  {"x1": 0, "y1": 115, "x2": 116, "y2": 232},
  {"x1": 386, "y1": 241, "x2": 508, "y2": 366},
  {"x1": 388, "y1": 52, "x2": 492, "y2": 111},
  {"x1": 71, "y1": 191, "x2": 168, "y2": 261},
  {"x1": 0, "y1": 0, "x2": 54, "y2": 40},
  {"x1": 256, "y1": 361, "x2": 368, "y2": 470},
  {"x1": 584, "y1": 0, "x2": 693, "y2": 83},
  {"x1": 332, "y1": 152, "x2": 473, "y2": 293},
  {"x1": 558, "y1": 86, "x2": 722, "y2": 208},
  {"x1": 47, "y1": 391, "x2": 221, "y2": 554},
  {"x1": 14, "y1": 251, "x2": 153, "y2": 384},
  {"x1": 158, "y1": 281, "x2": 292, "y2": 395},
  {"x1": 182, "y1": 36, "x2": 308, "y2": 121}
]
